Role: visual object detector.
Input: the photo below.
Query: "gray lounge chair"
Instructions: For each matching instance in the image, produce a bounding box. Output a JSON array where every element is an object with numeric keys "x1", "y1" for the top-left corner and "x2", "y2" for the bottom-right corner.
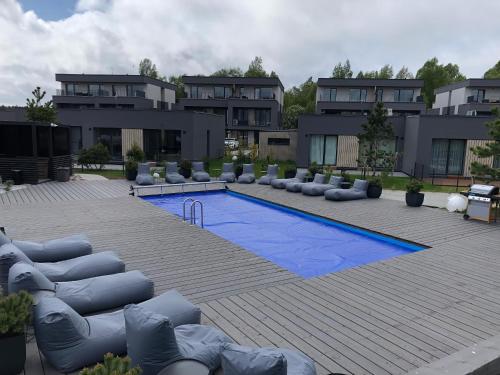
[
  {"x1": 8, "y1": 262, "x2": 153, "y2": 314},
  {"x1": 237, "y1": 164, "x2": 255, "y2": 184},
  {"x1": 286, "y1": 173, "x2": 325, "y2": 193},
  {"x1": 125, "y1": 304, "x2": 233, "y2": 375},
  {"x1": 192, "y1": 162, "x2": 210, "y2": 182},
  {"x1": 325, "y1": 178, "x2": 369, "y2": 201},
  {"x1": 34, "y1": 290, "x2": 201, "y2": 373},
  {"x1": 271, "y1": 170, "x2": 308, "y2": 189},
  {"x1": 135, "y1": 163, "x2": 155, "y2": 186},
  {"x1": 258, "y1": 164, "x2": 278, "y2": 185},
  {"x1": 219, "y1": 163, "x2": 236, "y2": 183},
  {"x1": 221, "y1": 343, "x2": 317, "y2": 375},
  {"x1": 165, "y1": 162, "x2": 185, "y2": 184},
  {"x1": 0, "y1": 232, "x2": 91, "y2": 262},
  {"x1": 302, "y1": 175, "x2": 344, "y2": 196}
]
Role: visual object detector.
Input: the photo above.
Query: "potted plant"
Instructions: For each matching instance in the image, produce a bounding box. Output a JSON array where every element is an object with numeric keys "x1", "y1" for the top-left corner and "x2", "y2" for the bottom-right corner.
[
  {"x1": 235, "y1": 164, "x2": 243, "y2": 179},
  {"x1": 308, "y1": 162, "x2": 323, "y2": 178},
  {"x1": 125, "y1": 160, "x2": 138, "y2": 181},
  {"x1": 405, "y1": 178, "x2": 425, "y2": 207},
  {"x1": 284, "y1": 166, "x2": 296, "y2": 179},
  {"x1": 179, "y1": 160, "x2": 192, "y2": 179},
  {"x1": 367, "y1": 177, "x2": 383, "y2": 198},
  {"x1": 0, "y1": 291, "x2": 33, "y2": 375},
  {"x1": 80, "y1": 353, "x2": 141, "y2": 375}
]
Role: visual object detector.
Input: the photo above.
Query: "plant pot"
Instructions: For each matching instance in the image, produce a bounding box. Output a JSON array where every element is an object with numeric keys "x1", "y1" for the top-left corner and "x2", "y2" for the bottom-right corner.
[
  {"x1": 284, "y1": 170, "x2": 296, "y2": 179},
  {"x1": 179, "y1": 168, "x2": 191, "y2": 179},
  {"x1": 126, "y1": 169, "x2": 137, "y2": 181},
  {"x1": 235, "y1": 166, "x2": 243, "y2": 178},
  {"x1": 0, "y1": 334, "x2": 26, "y2": 375},
  {"x1": 406, "y1": 192, "x2": 424, "y2": 207},
  {"x1": 367, "y1": 184, "x2": 382, "y2": 199}
]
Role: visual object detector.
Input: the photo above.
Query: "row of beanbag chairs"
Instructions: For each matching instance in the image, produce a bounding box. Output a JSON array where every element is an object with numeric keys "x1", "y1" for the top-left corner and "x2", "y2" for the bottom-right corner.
[
  {"x1": 136, "y1": 161, "x2": 211, "y2": 185},
  {"x1": 0, "y1": 230, "x2": 317, "y2": 374}
]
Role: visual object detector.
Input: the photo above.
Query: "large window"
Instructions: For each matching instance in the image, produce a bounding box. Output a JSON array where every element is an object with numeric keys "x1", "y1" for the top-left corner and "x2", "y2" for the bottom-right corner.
[
  {"x1": 309, "y1": 135, "x2": 337, "y2": 165},
  {"x1": 52, "y1": 127, "x2": 70, "y2": 156},
  {"x1": 214, "y1": 86, "x2": 230, "y2": 99},
  {"x1": 233, "y1": 108, "x2": 248, "y2": 126},
  {"x1": 94, "y1": 128, "x2": 122, "y2": 160},
  {"x1": 74, "y1": 84, "x2": 89, "y2": 96},
  {"x1": 321, "y1": 88, "x2": 337, "y2": 101},
  {"x1": 349, "y1": 89, "x2": 367, "y2": 102},
  {"x1": 358, "y1": 138, "x2": 396, "y2": 168},
  {"x1": 472, "y1": 89, "x2": 486, "y2": 103},
  {"x1": 394, "y1": 89, "x2": 414, "y2": 102},
  {"x1": 190, "y1": 86, "x2": 199, "y2": 99},
  {"x1": 255, "y1": 109, "x2": 271, "y2": 127},
  {"x1": 430, "y1": 139, "x2": 466, "y2": 175},
  {"x1": 255, "y1": 87, "x2": 273, "y2": 99},
  {"x1": 376, "y1": 89, "x2": 383, "y2": 102}
]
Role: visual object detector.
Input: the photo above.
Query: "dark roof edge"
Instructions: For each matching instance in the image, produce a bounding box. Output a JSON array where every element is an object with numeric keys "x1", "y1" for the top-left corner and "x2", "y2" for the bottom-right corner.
[
  {"x1": 434, "y1": 79, "x2": 500, "y2": 94},
  {"x1": 55, "y1": 74, "x2": 177, "y2": 90},
  {"x1": 181, "y1": 75, "x2": 284, "y2": 91},
  {"x1": 317, "y1": 78, "x2": 424, "y2": 88}
]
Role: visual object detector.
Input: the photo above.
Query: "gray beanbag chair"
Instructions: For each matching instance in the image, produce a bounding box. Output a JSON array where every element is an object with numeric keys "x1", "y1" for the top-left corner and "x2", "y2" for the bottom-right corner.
[
  {"x1": 125, "y1": 304, "x2": 233, "y2": 375},
  {"x1": 237, "y1": 164, "x2": 255, "y2": 184},
  {"x1": 192, "y1": 162, "x2": 210, "y2": 182},
  {"x1": 271, "y1": 170, "x2": 308, "y2": 189},
  {"x1": 258, "y1": 164, "x2": 278, "y2": 185},
  {"x1": 325, "y1": 178, "x2": 369, "y2": 201},
  {"x1": 219, "y1": 163, "x2": 236, "y2": 183},
  {"x1": 0, "y1": 231, "x2": 92, "y2": 262},
  {"x1": 135, "y1": 163, "x2": 155, "y2": 186},
  {"x1": 302, "y1": 175, "x2": 344, "y2": 196},
  {"x1": 286, "y1": 173, "x2": 325, "y2": 193},
  {"x1": 221, "y1": 343, "x2": 317, "y2": 375},
  {"x1": 165, "y1": 162, "x2": 185, "y2": 184},
  {"x1": 34, "y1": 289, "x2": 201, "y2": 372},
  {"x1": 9, "y1": 263, "x2": 153, "y2": 314}
]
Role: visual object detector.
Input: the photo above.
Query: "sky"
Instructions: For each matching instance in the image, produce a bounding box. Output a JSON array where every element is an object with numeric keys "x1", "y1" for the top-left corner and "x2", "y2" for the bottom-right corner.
[{"x1": 1, "y1": 0, "x2": 499, "y2": 105}]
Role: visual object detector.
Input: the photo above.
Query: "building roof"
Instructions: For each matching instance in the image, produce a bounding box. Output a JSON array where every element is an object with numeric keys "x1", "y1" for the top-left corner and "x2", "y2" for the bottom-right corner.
[
  {"x1": 55, "y1": 74, "x2": 177, "y2": 90},
  {"x1": 317, "y1": 78, "x2": 424, "y2": 88},
  {"x1": 434, "y1": 79, "x2": 500, "y2": 94},
  {"x1": 182, "y1": 76, "x2": 284, "y2": 91}
]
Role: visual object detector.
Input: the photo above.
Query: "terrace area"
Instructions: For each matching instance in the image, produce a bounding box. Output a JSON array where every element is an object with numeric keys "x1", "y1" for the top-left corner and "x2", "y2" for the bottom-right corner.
[{"x1": 2, "y1": 179, "x2": 500, "y2": 374}]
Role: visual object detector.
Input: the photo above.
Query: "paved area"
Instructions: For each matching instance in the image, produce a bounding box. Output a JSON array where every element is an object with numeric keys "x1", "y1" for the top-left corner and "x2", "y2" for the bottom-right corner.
[
  {"x1": 381, "y1": 189, "x2": 453, "y2": 208},
  {"x1": 1, "y1": 180, "x2": 500, "y2": 375}
]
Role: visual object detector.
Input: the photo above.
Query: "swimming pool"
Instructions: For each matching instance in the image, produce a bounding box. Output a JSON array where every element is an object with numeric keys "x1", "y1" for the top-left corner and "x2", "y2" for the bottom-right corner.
[{"x1": 143, "y1": 190, "x2": 424, "y2": 278}]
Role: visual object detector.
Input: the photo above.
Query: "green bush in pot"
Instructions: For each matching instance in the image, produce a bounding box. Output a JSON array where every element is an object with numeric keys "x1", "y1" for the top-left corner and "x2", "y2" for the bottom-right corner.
[
  {"x1": 405, "y1": 178, "x2": 425, "y2": 207},
  {"x1": 80, "y1": 353, "x2": 142, "y2": 375}
]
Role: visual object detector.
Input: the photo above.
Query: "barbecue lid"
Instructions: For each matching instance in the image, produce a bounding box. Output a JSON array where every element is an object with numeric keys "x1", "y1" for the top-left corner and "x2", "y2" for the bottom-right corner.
[{"x1": 470, "y1": 184, "x2": 499, "y2": 195}]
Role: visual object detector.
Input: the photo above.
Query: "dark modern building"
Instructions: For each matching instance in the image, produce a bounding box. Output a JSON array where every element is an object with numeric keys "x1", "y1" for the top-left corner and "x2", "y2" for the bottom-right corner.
[
  {"x1": 177, "y1": 76, "x2": 284, "y2": 146},
  {"x1": 432, "y1": 79, "x2": 500, "y2": 116}
]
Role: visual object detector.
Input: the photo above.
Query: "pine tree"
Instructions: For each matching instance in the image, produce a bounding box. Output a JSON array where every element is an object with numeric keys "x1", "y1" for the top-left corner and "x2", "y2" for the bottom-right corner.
[{"x1": 470, "y1": 109, "x2": 500, "y2": 182}]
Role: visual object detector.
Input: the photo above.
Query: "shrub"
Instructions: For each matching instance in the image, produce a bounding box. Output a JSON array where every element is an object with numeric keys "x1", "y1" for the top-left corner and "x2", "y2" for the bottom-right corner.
[
  {"x1": 80, "y1": 353, "x2": 141, "y2": 375},
  {"x1": 369, "y1": 177, "x2": 382, "y2": 188},
  {"x1": 179, "y1": 159, "x2": 192, "y2": 171},
  {"x1": 78, "y1": 143, "x2": 110, "y2": 170},
  {"x1": 0, "y1": 291, "x2": 33, "y2": 338},
  {"x1": 126, "y1": 143, "x2": 145, "y2": 162},
  {"x1": 125, "y1": 160, "x2": 138, "y2": 173},
  {"x1": 406, "y1": 178, "x2": 423, "y2": 194},
  {"x1": 308, "y1": 162, "x2": 323, "y2": 176}
]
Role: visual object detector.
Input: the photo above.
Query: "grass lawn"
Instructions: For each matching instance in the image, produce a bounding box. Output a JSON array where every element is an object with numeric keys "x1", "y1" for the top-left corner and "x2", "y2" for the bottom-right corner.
[
  {"x1": 375, "y1": 175, "x2": 461, "y2": 193},
  {"x1": 77, "y1": 169, "x2": 125, "y2": 179}
]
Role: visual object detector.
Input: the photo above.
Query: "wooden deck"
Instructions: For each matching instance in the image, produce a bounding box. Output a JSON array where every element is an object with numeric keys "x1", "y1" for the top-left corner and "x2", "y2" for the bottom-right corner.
[{"x1": 2, "y1": 180, "x2": 500, "y2": 375}]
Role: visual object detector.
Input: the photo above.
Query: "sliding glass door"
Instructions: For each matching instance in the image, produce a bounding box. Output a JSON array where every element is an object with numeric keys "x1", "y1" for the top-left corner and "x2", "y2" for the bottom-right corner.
[
  {"x1": 309, "y1": 135, "x2": 337, "y2": 165},
  {"x1": 430, "y1": 139, "x2": 465, "y2": 175}
]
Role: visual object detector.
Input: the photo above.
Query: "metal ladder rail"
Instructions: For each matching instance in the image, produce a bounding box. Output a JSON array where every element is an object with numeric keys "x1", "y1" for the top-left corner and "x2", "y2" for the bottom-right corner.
[
  {"x1": 182, "y1": 198, "x2": 195, "y2": 222},
  {"x1": 190, "y1": 200, "x2": 204, "y2": 228}
]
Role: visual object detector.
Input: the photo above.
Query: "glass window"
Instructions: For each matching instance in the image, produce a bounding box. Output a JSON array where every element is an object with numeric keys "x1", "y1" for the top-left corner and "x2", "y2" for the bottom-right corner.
[
  {"x1": 309, "y1": 135, "x2": 337, "y2": 165},
  {"x1": 493, "y1": 155, "x2": 500, "y2": 169},
  {"x1": 321, "y1": 88, "x2": 337, "y2": 101},
  {"x1": 233, "y1": 108, "x2": 248, "y2": 126},
  {"x1": 255, "y1": 87, "x2": 273, "y2": 99},
  {"x1": 359, "y1": 138, "x2": 396, "y2": 168},
  {"x1": 89, "y1": 84, "x2": 100, "y2": 96},
  {"x1": 472, "y1": 89, "x2": 486, "y2": 103},
  {"x1": 349, "y1": 89, "x2": 367, "y2": 102},
  {"x1": 74, "y1": 84, "x2": 89, "y2": 96},
  {"x1": 214, "y1": 86, "x2": 228, "y2": 99},
  {"x1": 255, "y1": 109, "x2": 271, "y2": 127},
  {"x1": 94, "y1": 128, "x2": 122, "y2": 160},
  {"x1": 190, "y1": 86, "x2": 199, "y2": 99},
  {"x1": 65, "y1": 83, "x2": 75, "y2": 95},
  {"x1": 376, "y1": 89, "x2": 383, "y2": 102},
  {"x1": 113, "y1": 85, "x2": 127, "y2": 97},
  {"x1": 394, "y1": 89, "x2": 414, "y2": 102},
  {"x1": 430, "y1": 139, "x2": 465, "y2": 175}
]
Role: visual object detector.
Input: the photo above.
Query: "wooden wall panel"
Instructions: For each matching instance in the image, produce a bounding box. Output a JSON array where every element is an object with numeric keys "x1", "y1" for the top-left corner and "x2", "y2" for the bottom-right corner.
[
  {"x1": 121, "y1": 129, "x2": 143, "y2": 157},
  {"x1": 464, "y1": 139, "x2": 493, "y2": 177},
  {"x1": 337, "y1": 135, "x2": 359, "y2": 168}
]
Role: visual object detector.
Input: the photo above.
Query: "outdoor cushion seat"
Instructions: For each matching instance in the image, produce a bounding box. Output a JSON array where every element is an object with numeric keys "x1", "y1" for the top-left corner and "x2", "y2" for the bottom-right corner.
[
  {"x1": 125, "y1": 304, "x2": 233, "y2": 375},
  {"x1": 237, "y1": 164, "x2": 255, "y2": 184},
  {"x1": 258, "y1": 164, "x2": 279, "y2": 185},
  {"x1": 302, "y1": 175, "x2": 344, "y2": 196},
  {"x1": 8, "y1": 263, "x2": 154, "y2": 314},
  {"x1": 271, "y1": 171, "x2": 308, "y2": 189},
  {"x1": 34, "y1": 289, "x2": 201, "y2": 373},
  {"x1": 135, "y1": 163, "x2": 155, "y2": 186},
  {"x1": 192, "y1": 162, "x2": 210, "y2": 182},
  {"x1": 0, "y1": 243, "x2": 124, "y2": 288},
  {"x1": 286, "y1": 173, "x2": 325, "y2": 193},
  {"x1": 165, "y1": 162, "x2": 185, "y2": 184},
  {"x1": 219, "y1": 163, "x2": 236, "y2": 183},
  {"x1": 221, "y1": 343, "x2": 317, "y2": 375},
  {"x1": 324, "y1": 179, "x2": 369, "y2": 201},
  {"x1": 0, "y1": 231, "x2": 92, "y2": 262}
]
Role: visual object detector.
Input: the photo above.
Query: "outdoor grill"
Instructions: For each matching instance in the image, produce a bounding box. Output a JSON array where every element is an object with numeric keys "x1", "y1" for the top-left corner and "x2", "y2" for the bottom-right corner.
[{"x1": 463, "y1": 184, "x2": 500, "y2": 223}]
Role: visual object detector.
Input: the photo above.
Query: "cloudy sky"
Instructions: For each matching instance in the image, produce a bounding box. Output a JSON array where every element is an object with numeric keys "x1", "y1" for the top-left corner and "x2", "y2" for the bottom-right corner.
[{"x1": 1, "y1": 0, "x2": 499, "y2": 105}]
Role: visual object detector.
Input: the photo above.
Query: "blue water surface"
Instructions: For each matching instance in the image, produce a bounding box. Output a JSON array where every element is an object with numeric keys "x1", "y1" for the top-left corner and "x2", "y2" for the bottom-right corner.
[{"x1": 143, "y1": 190, "x2": 424, "y2": 278}]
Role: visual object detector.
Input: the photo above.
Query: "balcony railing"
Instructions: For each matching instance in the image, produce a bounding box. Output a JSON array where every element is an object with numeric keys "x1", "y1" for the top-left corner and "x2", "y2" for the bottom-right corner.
[
  {"x1": 467, "y1": 95, "x2": 500, "y2": 104},
  {"x1": 56, "y1": 89, "x2": 146, "y2": 98},
  {"x1": 232, "y1": 119, "x2": 271, "y2": 127}
]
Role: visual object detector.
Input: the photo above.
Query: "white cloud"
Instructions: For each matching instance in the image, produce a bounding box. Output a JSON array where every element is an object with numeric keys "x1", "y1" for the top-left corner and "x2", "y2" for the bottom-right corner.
[{"x1": 1, "y1": 0, "x2": 500, "y2": 105}]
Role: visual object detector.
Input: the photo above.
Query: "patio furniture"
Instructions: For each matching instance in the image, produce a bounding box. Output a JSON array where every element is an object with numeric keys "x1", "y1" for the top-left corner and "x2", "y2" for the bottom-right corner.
[
  {"x1": 220, "y1": 344, "x2": 317, "y2": 375},
  {"x1": 324, "y1": 179, "x2": 369, "y2": 201},
  {"x1": 257, "y1": 164, "x2": 278, "y2": 185},
  {"x1": 237, "y1": 164, "x2": 255, "y2": 184},
  {"x1": 135, "y1": 163, "x2": 155, "y2": 186},
  {"x1": 34, "y1": 289, "x2": 202, "y2": 373},
  {"x1": 286, "y1": 173, "x2": 325, "y2": 193},
  {"x1": 165, "y1": 162, "x2": 186, "y2": 184},
  {"x1": 192, "y1": 162, "x2": 210, "y2": 182},
  {"x1": 302, "y1": 175, "x2": 344, "y2": 196},
  {"x1": 271, "y1": 170, "x2": 308, "y2": 189},
  {"x1": 0, "y1": 232, "x2": 92, "y2": 262},
  {"x1": 219, "y1": 163, "x2": 236, "y2": 183},
  {"x1": 125, "y1": 304, "x2": 233, "y2": 375},
  {"x1": 8, "y1": 263, "x2": 153, "y2": 314},
  {"x1": 157, "y1": 359, "x2": 210, "y2": 375}
]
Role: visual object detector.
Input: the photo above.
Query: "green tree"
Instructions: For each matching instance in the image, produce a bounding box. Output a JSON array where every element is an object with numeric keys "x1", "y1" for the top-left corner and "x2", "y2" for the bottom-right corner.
[
  {"x1": 26, "y1": 87, "x2": 57, "y2": 123},
  {"x1": 139, "y1": 58, "x2": 165, "y2": 81},
  {"x1": 211, "y1": 67, "x2": 243, "y2": 77},
  {"x1": 284, "y1": 77, "x2": 317, "y2": 113},
  {"x1": 416, "y1": 57, "x2": 466, "y2": 108},
  {"x1": 358, "y1": 102, "x2": 394, "y2": 176},
  {"x1": 244, "y1": 56, "x2": 268, "y2": 78},
  {"x1": 77, "y1": 143, "x2": 111, "y2": 170},
  {"x1": 331, "y1": 60, "x2": 353, "y2": 78},
  {"x1": 484, "y1": 60, "x2": 500, "y2": 79},
  {"x1": 395, "y1": 66, "x2": 414, "y2": 79},
  {"x1": 168, "y1": 75, "x2": 186, "y2": 99},
  {"x1": 356, "y1": 64, "x2": 393, "y2": 79},
  {"x1": 283, "y1": 104, "x2": 306, "y2": 129},
  {"x1": 470, "y1": 108, "x2": 500, "y2": 181}
]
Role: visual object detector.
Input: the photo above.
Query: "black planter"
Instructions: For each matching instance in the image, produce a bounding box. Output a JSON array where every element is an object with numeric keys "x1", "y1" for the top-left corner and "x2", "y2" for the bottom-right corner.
[
  {"x1": 406, "y1": 192, "x2": 425, "y2": 207},
  {"x1": 284, "y1": 170, "x2": 296, "y2": 179},
  {"x1": 179, "y1": 168, "x2": 191, "y2": 179},
  {"x1": 367, "y1": 184, "x2": 382, "y2": 199},
  {"x1": 235, "y1": 166, "x2": 243, "y2": 178},
  {"x1": 0, "y1": 334, "x2": 26, "y2": 375},
  {"x1": 126, "y1": 169, "x2": 137, "y2": 181}
]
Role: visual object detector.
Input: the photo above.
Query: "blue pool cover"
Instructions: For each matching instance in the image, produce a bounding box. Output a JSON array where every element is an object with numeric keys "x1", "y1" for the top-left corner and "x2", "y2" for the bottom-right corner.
[{"x1": 143, "y1": 190, "x2": 424, "y2": 278}]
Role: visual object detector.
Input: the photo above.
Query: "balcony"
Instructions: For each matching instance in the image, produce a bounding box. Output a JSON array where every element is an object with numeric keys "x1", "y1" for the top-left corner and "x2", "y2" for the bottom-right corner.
[
  {"x1": 232, "y1": 119, "x2": 271, "y2": 127},
  {"x1": 56, "y1": 89, "x2": 146, "y2": 98},
  {"x1": 316, "y1": 100, "x2": 426, "y2": 114}
]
